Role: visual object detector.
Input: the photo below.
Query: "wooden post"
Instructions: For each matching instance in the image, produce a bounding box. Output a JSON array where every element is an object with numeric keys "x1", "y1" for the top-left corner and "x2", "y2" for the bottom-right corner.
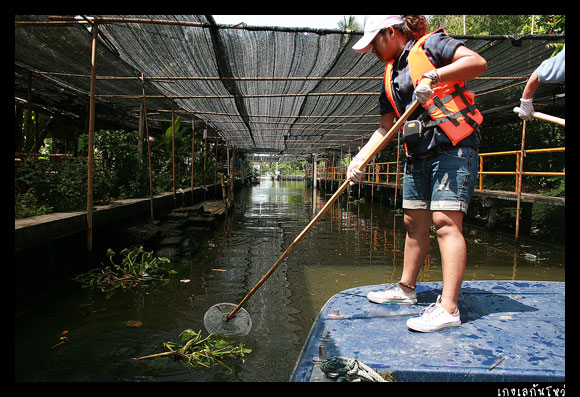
[
  {"x1": 220, "y1": 173, "x2": 228, "y2": 214},
  {"x1": 479, "y1": 156, "x2": 484, "y2": 190},
  {"x1": 394, "y1": 130, "x2": 401, "y2": 208},
  {"x1": 140, "y1": 73, "x2": 154, "y2": 221},
  {"x1": 171, "y1": 100, "x2": 176, "y2": 205},
  {"x1": 214, "y1": 139, "x2": 218, "y2": 195},
  {"x1": 203, "y1": 124, "x2": 208, "y2": 200},
  {"x1": 191, "y1": 116, "x2": 195, "y2": 205},
  {"x1": 86, "y1": 22, "x2": 99, "y2": 252},
  {"x1": 138, "y1": 102, "x2": 144, "y2": 160},
  {"x1": 358, "y1": 136, "x2": 362, "y2": 198},
  {"x1": 371, "y1": 159, "x2": 375, "y2": 203},
  {"x1": 515, "y1": 120, "x2": 527, "y2": 239},
  {"x1": 229, "y1": 149, "x2": 235, "y2": 204},
  {"x1": 312, "y1": 153, "x2": 318, "y2": 188}
]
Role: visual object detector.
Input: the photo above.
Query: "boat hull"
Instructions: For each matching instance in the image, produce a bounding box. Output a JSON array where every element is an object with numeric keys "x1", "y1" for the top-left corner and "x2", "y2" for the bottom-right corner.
[{"x1": 290, "y1": 281, "x2": 565, "y2": 382}]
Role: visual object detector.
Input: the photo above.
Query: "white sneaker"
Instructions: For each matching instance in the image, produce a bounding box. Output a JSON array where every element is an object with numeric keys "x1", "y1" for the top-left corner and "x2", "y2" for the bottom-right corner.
[
  {"x1": 367, "y1": 283, "x2": 417, "y2": 304},
  {"x1": 406, "y1": 295, "x2": 461, "y2": 332}
]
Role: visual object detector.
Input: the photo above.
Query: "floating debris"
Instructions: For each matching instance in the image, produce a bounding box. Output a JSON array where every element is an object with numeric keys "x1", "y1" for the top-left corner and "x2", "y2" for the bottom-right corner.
[
  {"x1": 72, "y1": 247, "x2": 175, "y2": 292},
  {"x1": 124, "y1": 320, "x2": 143, "y2": 328},
  {"x1": 132, "y1": 329, "x2": 251, "y2": 372}
]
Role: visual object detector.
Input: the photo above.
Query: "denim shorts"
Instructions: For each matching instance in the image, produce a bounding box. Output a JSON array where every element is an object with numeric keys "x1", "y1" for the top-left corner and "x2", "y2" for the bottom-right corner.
[{"x1": 402, "y1": 147, "x2": 479, "y2": 214}]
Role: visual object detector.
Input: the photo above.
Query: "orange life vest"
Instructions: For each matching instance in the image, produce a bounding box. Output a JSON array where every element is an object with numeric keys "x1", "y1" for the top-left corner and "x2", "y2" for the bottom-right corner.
[{"x1": 384, "y1": 29, "x2": 483, "y2": 147}]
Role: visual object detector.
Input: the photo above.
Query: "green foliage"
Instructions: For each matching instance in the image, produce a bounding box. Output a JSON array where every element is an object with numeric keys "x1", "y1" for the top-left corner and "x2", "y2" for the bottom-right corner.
[
  {"x1": 133, "y1": 329, "x2": 252, "y2": 371},
  {"x1": 428, "y1": 15, "x2": 565, "y2": 36},
  {"x1": 15, "y1": 126, "x2": 234, "y2": 218},
  {"x1": 15, "y1": 191, "x2": 53, "y2": 218},
  {"x1": 258, "y1": 160, "x2": 307, "y2": 176},
  {"x1": 72, "y1": 247, "x2": 175, "y2": 292},
  {"x1": 16, "y1": 156, "x2": 88, "y2": 213},
  {"x1": 90, "y1": 129, "x2": 150, "y2": 201}
]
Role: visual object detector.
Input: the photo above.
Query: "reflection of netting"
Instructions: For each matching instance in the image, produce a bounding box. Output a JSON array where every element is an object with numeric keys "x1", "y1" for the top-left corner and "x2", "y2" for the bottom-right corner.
[{"x1": 15, "y1": 15, "x2": 564, "y2": 155}]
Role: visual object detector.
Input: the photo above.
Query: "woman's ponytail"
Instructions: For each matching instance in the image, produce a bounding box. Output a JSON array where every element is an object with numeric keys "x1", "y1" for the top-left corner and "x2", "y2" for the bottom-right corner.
[{"x1": 395, "y1": 15, "x2": 428, "y2": 40}]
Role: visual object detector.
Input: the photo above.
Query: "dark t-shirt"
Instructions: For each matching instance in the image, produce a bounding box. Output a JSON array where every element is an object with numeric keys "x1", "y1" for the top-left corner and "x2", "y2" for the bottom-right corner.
[{"x1": 379, "y1": 31, "x2": 480, "y2": 154}]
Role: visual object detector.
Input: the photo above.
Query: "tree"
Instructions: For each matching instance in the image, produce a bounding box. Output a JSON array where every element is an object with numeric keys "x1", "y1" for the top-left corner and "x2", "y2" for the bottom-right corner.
[
  {"x1": 428, "y1": 15, "x2": 564, "y2": 36},
  {"x1": 338, "y1": 16, "x2": 362, "y2": 44}
]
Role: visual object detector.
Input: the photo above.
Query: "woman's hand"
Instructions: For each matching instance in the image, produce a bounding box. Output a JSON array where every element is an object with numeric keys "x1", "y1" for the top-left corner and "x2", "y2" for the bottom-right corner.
[
  {"x1": 415, "y1": 79, "x2": 434, "y2": 105},
  {"x1": 347, "y1": 155, "x2": 365, "y2": 185}
]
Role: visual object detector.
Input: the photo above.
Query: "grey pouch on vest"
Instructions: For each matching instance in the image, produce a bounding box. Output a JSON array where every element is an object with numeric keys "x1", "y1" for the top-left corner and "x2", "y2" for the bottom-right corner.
[{"x1": 403, "y1": 120, "x2": 422, "y2": 149}]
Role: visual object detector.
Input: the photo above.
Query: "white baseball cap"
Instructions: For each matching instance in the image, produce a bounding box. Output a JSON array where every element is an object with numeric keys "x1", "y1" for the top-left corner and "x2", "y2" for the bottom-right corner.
[{"x1": 352, "y1": 15, "x2": 405, "y2": 53}]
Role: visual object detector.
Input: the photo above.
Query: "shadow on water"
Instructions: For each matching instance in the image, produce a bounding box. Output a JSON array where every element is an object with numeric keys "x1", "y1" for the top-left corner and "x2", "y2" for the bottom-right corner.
[{"x1": 15, "y1": 178, "x2": 564, "y2": 381}]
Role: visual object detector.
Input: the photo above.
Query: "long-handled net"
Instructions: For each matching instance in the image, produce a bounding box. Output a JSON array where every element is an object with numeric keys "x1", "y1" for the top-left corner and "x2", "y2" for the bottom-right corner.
[
  {"x1": 204, "y1": 303, "x2": 253, "y2": 336},
  {"x1": 204, "y1": 100, "x2": 420, "y2": 336}
]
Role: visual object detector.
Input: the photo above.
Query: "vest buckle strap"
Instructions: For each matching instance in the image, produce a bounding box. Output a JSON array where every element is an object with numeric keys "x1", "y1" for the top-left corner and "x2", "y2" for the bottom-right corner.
[{"x1": 432, "y1": 96, "x2": 461, "y2": 126}]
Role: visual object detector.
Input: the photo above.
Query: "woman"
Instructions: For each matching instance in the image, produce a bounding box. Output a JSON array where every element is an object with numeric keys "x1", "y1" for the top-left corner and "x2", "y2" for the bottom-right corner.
[{"x1": 348, "y1": 15, "x2": 487, "y2": 332}]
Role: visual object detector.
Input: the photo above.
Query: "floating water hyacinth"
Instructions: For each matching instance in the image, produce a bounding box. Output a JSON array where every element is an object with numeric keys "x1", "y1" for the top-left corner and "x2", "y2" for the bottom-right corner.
[
  {"x1": 132, "y1": 329, "x2": 252, "y2": 371},
  {"x1": 72, "y1": 247, "x2": 176, "y2": 292}
]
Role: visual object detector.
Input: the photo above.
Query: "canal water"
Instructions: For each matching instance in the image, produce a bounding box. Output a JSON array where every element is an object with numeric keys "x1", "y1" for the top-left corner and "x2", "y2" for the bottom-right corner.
[{"x1": 15, "y1": 178, "x2": 564, "y2": 382}]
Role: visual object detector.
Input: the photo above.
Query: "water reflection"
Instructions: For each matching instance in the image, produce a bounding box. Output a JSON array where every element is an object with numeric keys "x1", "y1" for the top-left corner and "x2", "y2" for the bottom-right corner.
[{"x1": 15, "y1": 178, "x2": 564, "y2": 382}]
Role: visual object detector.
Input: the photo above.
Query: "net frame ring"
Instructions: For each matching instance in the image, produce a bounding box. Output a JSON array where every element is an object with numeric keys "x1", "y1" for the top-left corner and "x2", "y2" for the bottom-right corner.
[{"x1": 204, "y1": 303, "x2": 252, "y2": 336}]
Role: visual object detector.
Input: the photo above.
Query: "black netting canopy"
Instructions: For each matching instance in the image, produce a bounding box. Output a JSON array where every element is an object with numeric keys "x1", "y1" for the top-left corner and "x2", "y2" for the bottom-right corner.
[{"x1": 15, "y1": 15, "x2": 565, "y2": 156}]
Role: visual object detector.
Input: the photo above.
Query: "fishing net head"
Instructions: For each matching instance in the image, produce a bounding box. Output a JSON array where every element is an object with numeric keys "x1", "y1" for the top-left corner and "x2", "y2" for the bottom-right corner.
[{"x1": 204, "y1": 303, "x2": 252, "y2": 336}]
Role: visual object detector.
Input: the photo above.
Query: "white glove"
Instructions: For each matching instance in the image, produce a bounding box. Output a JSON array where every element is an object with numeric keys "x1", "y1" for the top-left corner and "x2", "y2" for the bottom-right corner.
[
  {"x1": 347, "y1": 155, "x2": 365, "y2": 186},
  {"x1": 518, "y1": 98, "x2": 534, "y2": 121},
  {"x1": 415, "y1": 81, "x2": 434, "y2": 105}
]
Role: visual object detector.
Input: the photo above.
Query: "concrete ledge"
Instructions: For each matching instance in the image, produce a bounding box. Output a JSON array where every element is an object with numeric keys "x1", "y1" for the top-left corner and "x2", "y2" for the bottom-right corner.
[{"x1": 14, "y1": 184, "x2": 224, "y2": 252}]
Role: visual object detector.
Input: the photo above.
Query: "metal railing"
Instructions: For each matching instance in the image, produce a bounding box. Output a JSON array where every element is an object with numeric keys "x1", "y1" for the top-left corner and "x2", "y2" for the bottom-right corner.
[
  {"x1": 310, "y1": 109, "x2": 565, "y2": 239},
  {"x1": 478, "y1": 147, "x2": 565, "y2": 194},
  {"x1": 315, "y1": 147, "x2": 564, "y2": 193},
  {"x1": 315, "y1": 147, "x2": 565, "y2": 194}
]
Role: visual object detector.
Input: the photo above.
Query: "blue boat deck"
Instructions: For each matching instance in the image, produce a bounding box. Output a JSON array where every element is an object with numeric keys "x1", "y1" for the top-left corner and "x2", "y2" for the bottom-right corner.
[{"x1": 291, "y1": 281, "x2": 565, "y2": 382}]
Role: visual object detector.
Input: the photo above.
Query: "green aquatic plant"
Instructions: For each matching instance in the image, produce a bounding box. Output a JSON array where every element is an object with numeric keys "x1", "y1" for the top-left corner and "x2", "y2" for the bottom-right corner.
[
  {"x1": 132, "y1": 329, "x2": 252, "y2": 371},
  {"x1": 72, "y1": 247, "x2": 175, "y2": 292}
]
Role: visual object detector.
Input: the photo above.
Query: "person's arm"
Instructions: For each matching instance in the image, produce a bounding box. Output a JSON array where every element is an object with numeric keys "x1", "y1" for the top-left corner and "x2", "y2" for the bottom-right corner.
[
  {"x1": 518, "y1": 70, "x2": 540, "y2": 120},
  {"x1": 519, "y1": 49, "x2": 565, "y2": 120},
  {"x1": 437, "y1": 45, "x2": 488, "y2": 83},
  {"x1": 415, "y1": 45, "x2": 487, "y2": 104},
  {"x1": 347, "y1": 112, "x2": 396, "y2": 184},
  {"x1": 522, "y1": 69, "x2": 540, "y2": 100}
]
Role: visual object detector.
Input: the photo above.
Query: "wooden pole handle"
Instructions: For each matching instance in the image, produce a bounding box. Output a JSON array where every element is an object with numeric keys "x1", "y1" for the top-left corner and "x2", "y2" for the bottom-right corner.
[
  {"x1": 513, "y1": 107, "x2": 565, "y2": 127},
  {"x1": 226, "y1": 100, "x2": 420, "y2": 320}
]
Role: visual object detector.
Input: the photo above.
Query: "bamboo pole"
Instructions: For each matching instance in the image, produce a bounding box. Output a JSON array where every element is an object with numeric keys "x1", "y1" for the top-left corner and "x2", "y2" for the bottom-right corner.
[
  {"x1": 96, "y1": 92, "x2": 379, "y2": 99},
  {"x1": 86, "y1": 22, "x2": 99, "y2": 252},
  {"x1": 371, "y1": 158, "x2": 375, "y2": 203},
  {"x1": 171, "y1": 100, "x2": 176, "y2": 205},
  {"x1": 203, "y1": 124, "x2": 208, "y2": 200},
  {"x1": 214, "y1": 139, "x2": 218, "y2": 196},
  {"x1": 358, "y1": 136, "x2": 363, "y2": 198},
  {"x1": 229, "y1": 150, "x2": 235, "y2": 205},
  {"x1": 140, "y1": 73, "x2": 154, "y2": 220},
  {"x1": 394, "y1": 130, "x2": 401, "y2": 208},
  {"x1": 191, "y1": 116, "x2": 195, "y2": 205},
  {"x1": 34, "y1": 70, "x2": 527, "y2": 82},
  {"x1": 157, "y1": 109, "x2": 380, "y2": 119},
  {"x1": 225, "y1": 100, "x2": 420, "y2": 321},
  {"x1": 515, "y1": 120, "x2": 527, "y2": 240},
  {"x1": 512, "y1": 107, "x2": 565, "y2": 127}
]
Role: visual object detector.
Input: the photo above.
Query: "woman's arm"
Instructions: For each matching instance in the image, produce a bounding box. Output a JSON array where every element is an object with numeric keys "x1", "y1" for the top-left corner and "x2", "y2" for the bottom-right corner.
[
  {"x1": 437, "y1": 45, "x2": 487, "y2": 83},
  {"x1": 347, "y1": 112, "x2": 396, "y2": 183},
  {"x1": 355, "y1": 112, "x2": 396, "y2": 161}
]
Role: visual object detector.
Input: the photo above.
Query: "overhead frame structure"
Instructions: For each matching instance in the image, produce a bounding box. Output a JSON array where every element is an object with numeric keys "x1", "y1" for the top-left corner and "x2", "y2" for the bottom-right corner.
[{"x1": 15, "y1": 15, "x2": 565, "y2": 157}]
